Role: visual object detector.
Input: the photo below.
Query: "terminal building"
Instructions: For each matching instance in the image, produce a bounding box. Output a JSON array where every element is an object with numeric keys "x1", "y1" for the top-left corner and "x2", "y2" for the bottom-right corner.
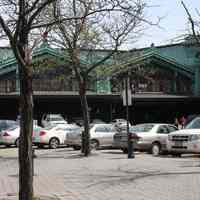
[{"x1": 0, "y1": 37, "x2": 200, "y2": 124}]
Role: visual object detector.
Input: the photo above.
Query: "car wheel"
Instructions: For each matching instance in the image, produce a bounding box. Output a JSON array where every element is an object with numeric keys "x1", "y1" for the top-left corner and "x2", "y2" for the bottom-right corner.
[
  {"x1": 122, "y1": 148, "x2": 128, "y2": 154},
  {"x1": 5, "y1": 144, "x2": 11, "y2": 148},
  {"x1": 73, "y1": 146, "x2": 81, "y2": 150},
  {"x1": 49, "y1": 138, "x2": 59, "y2": 149},
  {"x1": 171, "y1": 153, "x2": 182, "y2": 157},
  {"x1": 37, "y1": 144, "x2": 44, "y2": 149},
  {"x1": 90, "y1": 139, "x2": 99, "y2": 150},
  {"x1": 15, "y1": 138, "x2": 19, "y2": 147},
  {"x1": 151, "y1": 143, "x2": 161, "y2": 156}
]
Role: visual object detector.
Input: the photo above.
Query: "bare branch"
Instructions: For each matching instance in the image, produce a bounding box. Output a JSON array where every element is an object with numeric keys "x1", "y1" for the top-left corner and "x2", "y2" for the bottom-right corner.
[
  {"x1": 181, "y1": 1, "x2": 200, "y2": 44},
  {"x1": 31, "y1": 8, "x2": 139, "y2": 29},
  {"x1": 0, "y1": 15, "x2": 13, "y2": 42},
  {"x1": 25, "y1": 0, "x2": 40, "y2": 15},
  {"x1": 27, "y1": 0, "x2": 56, "y2": 30}
]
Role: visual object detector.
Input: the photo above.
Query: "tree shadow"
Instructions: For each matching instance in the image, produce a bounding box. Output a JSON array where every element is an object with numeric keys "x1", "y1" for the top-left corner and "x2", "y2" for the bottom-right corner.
[
  {"x1": 64, "y1": 152, "x2": 99, "y2": 159},
  {"x1": 85, "y1": 170, "x2": 200, "y2": 188}
]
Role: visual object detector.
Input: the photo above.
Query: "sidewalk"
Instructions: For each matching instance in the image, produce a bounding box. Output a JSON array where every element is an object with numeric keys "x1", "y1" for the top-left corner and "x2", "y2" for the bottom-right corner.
[{"x1": 1, "y1": 148, "x2": 200, "y2": 200}]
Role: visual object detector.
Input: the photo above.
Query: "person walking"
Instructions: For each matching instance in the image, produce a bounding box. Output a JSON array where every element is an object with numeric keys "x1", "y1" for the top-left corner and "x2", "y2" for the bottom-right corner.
[{"x1": 180, "y1": 115, "x2": 187, "y2": 129}]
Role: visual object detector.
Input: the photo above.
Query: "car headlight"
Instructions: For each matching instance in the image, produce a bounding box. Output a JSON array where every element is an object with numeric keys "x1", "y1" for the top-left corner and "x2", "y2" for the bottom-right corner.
[
  {"x1": 168, "y1": 134, "x2": 173, "y2": 141},
  {"x1": 190, "y1": 134, "x2": 200, "y2": 141}
]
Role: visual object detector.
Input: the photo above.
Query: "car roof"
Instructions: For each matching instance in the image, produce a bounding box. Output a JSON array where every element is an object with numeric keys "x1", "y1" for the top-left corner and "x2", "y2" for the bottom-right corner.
[
  {"x1": 56, "y1": 124, "x2": 79, "y2": 128},
  {"x1": 133, "y1": 123, "x2": 174, "y2": 126},
  {"x1": 90, "y1": 123, "x2": 113, "y2": 128}
]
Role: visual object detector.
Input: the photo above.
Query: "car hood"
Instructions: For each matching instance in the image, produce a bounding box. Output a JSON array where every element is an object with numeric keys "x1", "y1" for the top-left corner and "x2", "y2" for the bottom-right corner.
[
  {"x1": 4, "y1": 127, "x2": 19, "y2": 135},
  {"x1": 170, "y1": 129, "x2": 200, "y2": 135}
]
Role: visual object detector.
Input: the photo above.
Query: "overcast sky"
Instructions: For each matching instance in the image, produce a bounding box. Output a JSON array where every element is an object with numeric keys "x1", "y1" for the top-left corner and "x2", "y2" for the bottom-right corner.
[
  {"x1": 0, "y1": 0, "x2": 199, "y2": 50},
  {"x1": 132, "y1": 0, "x2": 200, "y2": 49}
]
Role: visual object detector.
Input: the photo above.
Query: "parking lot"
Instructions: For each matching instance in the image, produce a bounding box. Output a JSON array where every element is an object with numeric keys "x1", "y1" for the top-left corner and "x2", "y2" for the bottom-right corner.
[{"x1": 1, "y1": 146, "x2": 200, "y2": 200}]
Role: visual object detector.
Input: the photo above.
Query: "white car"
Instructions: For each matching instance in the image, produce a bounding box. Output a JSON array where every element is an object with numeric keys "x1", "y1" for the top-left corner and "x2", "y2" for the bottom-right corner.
[
  {"x1": 0, "y1": 125, "x2": 19, "y2": 147},
  {"x1": 42, "y1": 114, "x2": 68, "y2": 127},
  {"x1": 167, "y1": 117, "x2": 200, "y2": 156},
  {"x1": 111, "y1": 118, "x2": 131, "y2": 127},
  {"x1": 65, "y1": 124, "x2": 117, "y2": 150},
  {"x1": 0, "y1": 124, "x2": 41, "y2": 147},
  {"x1": 33, "y1": 124, "x2": 80, "y2": 149}
]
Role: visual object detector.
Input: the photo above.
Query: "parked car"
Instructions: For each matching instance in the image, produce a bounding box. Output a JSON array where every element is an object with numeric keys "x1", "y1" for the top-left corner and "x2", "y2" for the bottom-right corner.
[
  {"x1": 0, "y1": 120, "x2": 18, "y2": 132},
  {"x1": 111, "y1": 118, "x2": 131, "y2": 127},
  {"x1": 0, "y1": 123, "x2": 19, "y2": 147},
  {"x1": 0, "y1": 124, "x2": 41, "y2": 147},
  {"x1": 70, "y1": 117, "x2": 84, "y2": 126},
  {"x1": 42, "y1": 114, "x2": 67, "y2": 127},
  {"x1": 65, "y1": 123, "x2": 117, "y2": 150},
  {"x1": 167, "y1": 117, "x2": 200, "y2": 156},
  {"x1": 64, "y1": 126, "x2": 83, "y2": 150},
  {"x1": 113, "y1": 123, "x2": 178, "y2": 155},
  {"x1": 33, "y1": 124, "x2": 80, "y2": 149},
  {"x1": 90, "y1": 124, "x2": 117, "y2": 148},
  {"x1": 113, "y1": 126, "x2": 140, "y2": 153},
  {"x1": 90, "y1": 118, "x2": 106, "y2": 125}
]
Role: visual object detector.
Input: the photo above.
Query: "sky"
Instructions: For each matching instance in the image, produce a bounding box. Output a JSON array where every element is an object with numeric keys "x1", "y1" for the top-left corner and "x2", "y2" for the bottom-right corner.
[
  {"x1": 0, "y1": 0, "x2": 199, "y2": 49},
  {"x1": 133, "y1": 0, "x2": 200, "y2": 49}
]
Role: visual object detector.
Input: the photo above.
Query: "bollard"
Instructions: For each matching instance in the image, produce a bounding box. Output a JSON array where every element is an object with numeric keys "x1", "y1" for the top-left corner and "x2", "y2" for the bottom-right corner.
[
  {"x1": 128, "y1": 137, "x2": 135, "y2": 158},
  {"x1": 32, "y1": 149, "x2": 37, "y2": 158},
  {"x1": 32, "y1": 149, "x2": 36, "y2": 176}
]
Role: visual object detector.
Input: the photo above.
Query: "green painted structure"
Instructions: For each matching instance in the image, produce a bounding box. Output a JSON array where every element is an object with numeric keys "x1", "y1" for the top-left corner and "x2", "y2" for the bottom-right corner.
[{"x1": 0, "y1": 40, "x2": 199, "y2": 96}]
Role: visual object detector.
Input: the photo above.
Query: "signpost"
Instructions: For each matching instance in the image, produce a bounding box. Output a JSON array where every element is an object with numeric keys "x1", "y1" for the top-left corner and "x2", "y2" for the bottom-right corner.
[{"x1": 122, "y1": 75, "x2": 134, "y2": 159}]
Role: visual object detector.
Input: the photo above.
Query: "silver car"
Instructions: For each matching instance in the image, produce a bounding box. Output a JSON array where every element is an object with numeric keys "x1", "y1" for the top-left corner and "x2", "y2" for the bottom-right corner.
[
  {"x1": 113, "y1": 123, "x2": 178, "y2": 156},
  {"x1": 65, "y1": 124, "x2": 117, "y2": 150},
  {"x1": 64, "y1": 126, "x2": 83, "y2": 150}
]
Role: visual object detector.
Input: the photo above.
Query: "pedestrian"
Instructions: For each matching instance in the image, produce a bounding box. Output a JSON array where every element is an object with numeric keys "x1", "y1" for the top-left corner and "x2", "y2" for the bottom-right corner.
[
  {"x1": 180, "y1": 115, "x2": 187, "y2": 129},
  {"x1": 174, "y1": 117, "x2": 179, "y2": 128}
]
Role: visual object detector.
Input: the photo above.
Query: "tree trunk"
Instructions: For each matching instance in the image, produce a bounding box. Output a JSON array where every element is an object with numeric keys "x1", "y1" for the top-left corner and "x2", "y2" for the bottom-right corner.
[
  {"x1": 79, "y1": 81, "x2": 90, "y2": 156},
  {"x1": 18, "y1": 66, "x2": 34, "y2": 200}
]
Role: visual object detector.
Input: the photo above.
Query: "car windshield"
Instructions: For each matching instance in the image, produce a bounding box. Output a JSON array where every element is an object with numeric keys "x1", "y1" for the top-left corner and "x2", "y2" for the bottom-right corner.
[
  {"x1": 185, "y1": 117, "x2": 200, "y2": 129},
  {"x1": 130, "y1": 124, "x2": 154, "y2": 132},
  {"x1": 0, "y1": 120, "x2": 18, "y2": 131},
  {"x1": 50, "y1": 117, "x2": 64, "y2": 121},
  {"x1": 7, "y1": 124, "x2": 18, "y2": 130},
  {"x1": 112, "y1": 119, "x2": 126, "y2": 123}
]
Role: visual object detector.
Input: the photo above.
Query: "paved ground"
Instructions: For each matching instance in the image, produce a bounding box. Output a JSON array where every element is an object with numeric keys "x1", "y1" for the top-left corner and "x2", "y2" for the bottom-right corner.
[{"x1": 1, "y1": 146, "x2": 200, "y2": 200}]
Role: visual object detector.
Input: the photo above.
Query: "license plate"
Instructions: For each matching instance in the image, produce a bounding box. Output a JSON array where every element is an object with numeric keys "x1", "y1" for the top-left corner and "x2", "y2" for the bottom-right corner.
[
  {"x1": 174, "y1": 141, "x2": 183, "y2": 146},
  {"x1": 121, "y1": 138, "x2": 127, "y2": 142},
  {"x1": 33, "y1": 136, "x2": 40, "y2": 142}
]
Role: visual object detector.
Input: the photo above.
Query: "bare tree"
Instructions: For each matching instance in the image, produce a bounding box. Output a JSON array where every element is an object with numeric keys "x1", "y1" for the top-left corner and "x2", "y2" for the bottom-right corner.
[
  {"x1": 181, "y1": 1, "x2": 200, "y2": 45},
  {"x1": 0, "y1": 1, "x2": 56, "y2": 200},
  {"x1": 50, "y1": 0, "x2": 154, "y2": 156}
]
